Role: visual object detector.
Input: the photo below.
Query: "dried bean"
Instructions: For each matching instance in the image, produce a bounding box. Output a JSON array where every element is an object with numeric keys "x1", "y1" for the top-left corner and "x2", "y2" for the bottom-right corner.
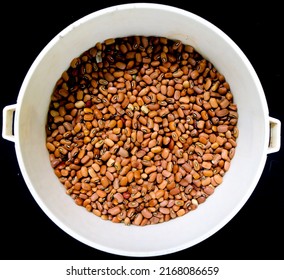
[{"x1": 46, "y1": 35, "x2": 238, "y2": 227}]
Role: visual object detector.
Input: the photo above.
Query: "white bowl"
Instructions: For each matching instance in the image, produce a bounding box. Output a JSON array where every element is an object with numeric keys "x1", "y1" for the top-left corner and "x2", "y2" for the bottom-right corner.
[{"x1": 2, "y1": 3, "x2": 281, "y2": 257}]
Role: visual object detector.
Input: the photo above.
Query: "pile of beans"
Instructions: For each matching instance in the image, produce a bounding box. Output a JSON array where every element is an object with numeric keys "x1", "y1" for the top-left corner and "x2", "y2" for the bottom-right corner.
[{"x1": 46, "y1": 35, "x2": 238, "y2": 226}]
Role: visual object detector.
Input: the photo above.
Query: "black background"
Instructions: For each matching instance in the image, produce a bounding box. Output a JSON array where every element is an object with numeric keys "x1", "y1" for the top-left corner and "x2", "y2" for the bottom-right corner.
[{"x1": 1, "y1": 0, "x2": 283, "y2": 260}]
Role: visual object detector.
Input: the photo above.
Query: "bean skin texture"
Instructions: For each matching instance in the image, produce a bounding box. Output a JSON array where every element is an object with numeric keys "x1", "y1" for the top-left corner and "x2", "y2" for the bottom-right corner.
[{"x1": 46, "y1": 35, "x2": 238, "y2": 226}]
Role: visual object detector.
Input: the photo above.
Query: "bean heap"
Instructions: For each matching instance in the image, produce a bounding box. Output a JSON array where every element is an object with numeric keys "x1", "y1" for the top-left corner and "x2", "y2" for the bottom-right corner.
[{"x1": 46, "y1": 36, "x2": 239, "y2": 226}]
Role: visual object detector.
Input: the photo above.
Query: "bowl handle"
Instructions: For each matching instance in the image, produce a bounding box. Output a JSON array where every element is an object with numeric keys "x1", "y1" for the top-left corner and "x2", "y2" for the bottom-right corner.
[
  {"x1": 267, "y1": 117, "x2": 281, "y2": 154},
  {"x1": 2, "y1": 104, "x2": 16, "y2": 142}
]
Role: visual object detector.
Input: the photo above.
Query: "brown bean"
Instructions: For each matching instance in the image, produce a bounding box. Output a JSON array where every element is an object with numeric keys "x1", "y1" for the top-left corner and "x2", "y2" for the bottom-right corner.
[
  {"x1": 141, "y1": 208, "x2": 153, "y2": 219},
  {"x1": 204, "y1": 185, "x2": 215, "y2": 195},
  {"x1": 133, "y1": 213, "x2": 143, "y2": 226},
  {"x1": 216, "y1": 108, "x2": 229, "y2": 117},
  {"x1": 214, "y1": 174, "x2": 223, "y2": 184},
  {"x1": 118, "y1": 147, "x2": 129, "y2": 157},
  {"x1": 101, "y1": 151, "x2": 111, "y2": 161},
  {"x1": 97, "y1": 190, "x2": 107, "y2": 198},
  {"x1": 159, "y1": 207, "x2": 170, "y2": 215},
  {"x1": 151, "y1": 146, "x2": 162, "y2": 154},
  {"x1": 177, "y1": 209, "x2": 186, "y2": 217},
  {"x1": 217, "y1": 125, "x2": 228, "y2": 133},
  {"x1": 108, "y1": 206, "x2": 121, "y2": 216},
  {"x1": 145, "y1": 165, "x2": 157, "y2": 174}
]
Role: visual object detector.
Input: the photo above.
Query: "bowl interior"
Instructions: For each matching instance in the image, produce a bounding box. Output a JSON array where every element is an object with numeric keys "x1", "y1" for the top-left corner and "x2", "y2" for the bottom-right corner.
[{"x1": 15, "y1": 3, "x2": 269, "y2": 257}]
